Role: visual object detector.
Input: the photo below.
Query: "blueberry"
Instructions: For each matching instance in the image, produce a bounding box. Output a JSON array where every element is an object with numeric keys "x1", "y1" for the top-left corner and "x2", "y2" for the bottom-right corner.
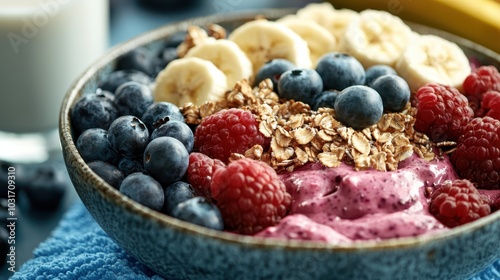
[
  {"x1": 114, "y1": 81, "x2": 154, "y2": 117},
  {"x1": 253, "y1": 59, "x2": 296, "y2": 93},
  {"x1": 334, "y1": 85, "x2": 384, "y2": 130},
  {"x1": 277, "y1": 68, "x2": 323, "y2": 105},
  {"x1": 151, "y1": 119, "x2": 194, "y2": 152},
  {"x1": 98, "y1": 69, "x2": 152, "y2": 94},
  {"x1": 315, "y1": 52, "x2": 365, "y2": 91},
  {"x1": 141, "y1": 102, "x2": 185, "y2": 133},
  {"x1": 115, "y1": 47, "x2": 159, "y2": 77},
  {"x1": 311, "y1": 90, "x2": 340, "y2": 111},
  {"x1": 365, "y1": 65, "x2": 397, "y2": 86},
  {"x1": 76, "y1": 128, "x2": 120, "y2": 165},
  {"x1": 107, "y1": 116, "x2": 149, "y2": 158},
  {"x1": 117, "y1": 157, "x2": 145, "y2": 176},
  {"x1": 144, "y1": 137, "x2": 189, "y2": 186},
  {"x1": 88, "y1": 161, "x2": 124, "y2": 189},
  {"x1": 162, "y1": 181, "x2": 196, "y2": 215},
  {"x1": 368, "y1": 74, "x2": 411, "y2": 112},
  {"x1": 23, "y1": 162, "x2": 67, "y2": 211},
  {"x1": 71, "y1": 91, "x2": 118, "y2": 133},
  {"x1": 171, "y1": 197, "x2": 223, "y2": 230},
  {"x1": 119, "y1": 172, "x2": 164, "y2": 211}
]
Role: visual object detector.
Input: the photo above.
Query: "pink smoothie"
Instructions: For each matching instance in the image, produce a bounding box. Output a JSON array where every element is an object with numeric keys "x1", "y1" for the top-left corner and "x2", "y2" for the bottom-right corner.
[{"x1": 256, "y1": 153, "x2": 460, "y2": 243}]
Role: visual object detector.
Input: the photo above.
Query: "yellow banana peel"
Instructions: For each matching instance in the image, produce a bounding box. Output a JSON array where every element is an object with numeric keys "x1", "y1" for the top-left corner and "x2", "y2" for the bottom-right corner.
[{"x1": 329, "y1": 0, "x2": 500, "y2": 54}]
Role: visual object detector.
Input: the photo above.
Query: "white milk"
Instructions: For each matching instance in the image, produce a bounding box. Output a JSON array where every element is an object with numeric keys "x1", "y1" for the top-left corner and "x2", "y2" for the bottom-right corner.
[{"x1": 0, "y1": 0, "x2": 109, "y2": 162}]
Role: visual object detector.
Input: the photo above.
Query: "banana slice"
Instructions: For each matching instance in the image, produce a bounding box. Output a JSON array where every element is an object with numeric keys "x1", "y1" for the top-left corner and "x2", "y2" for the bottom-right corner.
[
  {"x1": 395, "y1": 34, "x2": 472, "y2": 91},
  {"x1": 184, "y1": 38, "x2": 253, "y2": 89},
  {"x1": 228, "y1": 19, "x2": 311, "y2": 73},
  {"x1": 295, "y1": 2, "x2": 358, "y2": 48},
  {"x1": 154, "y1": 57, "x2": 227, "y2": 107},
  {"x1": 340, "y1": 9, "x2": 413, "y2": 68},
  {"x1": 276, "y1": 17, "x2": 336, "y2": 66}
]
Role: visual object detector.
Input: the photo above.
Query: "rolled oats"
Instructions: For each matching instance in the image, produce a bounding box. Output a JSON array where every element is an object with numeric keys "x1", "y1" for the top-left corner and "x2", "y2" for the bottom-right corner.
[{"x1": 180, "y1": 78, "x2": 441, "y2": 172}]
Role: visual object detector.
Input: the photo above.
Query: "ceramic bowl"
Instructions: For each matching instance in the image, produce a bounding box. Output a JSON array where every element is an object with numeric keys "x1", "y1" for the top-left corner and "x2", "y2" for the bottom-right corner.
[{"x1": 60, "y1": 9, "x2": 500, "y2": 280}]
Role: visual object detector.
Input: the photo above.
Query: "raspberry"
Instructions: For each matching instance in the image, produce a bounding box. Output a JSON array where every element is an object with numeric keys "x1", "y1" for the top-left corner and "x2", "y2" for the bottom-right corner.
[
  {"x1": 481, "y1": 90, "x2": 500, "y2": 120},
  {"x1": 429, "y1": 179, "x2": 491, "y2": 228},
  {"x1": 451, "y1": 117, "x2": 500, "y2": 189},
  {"x1": 463, "y1": 66, "x2": 500, "y2": 100},
  {"x1": 187, "y1": 152, "x2": 225, "y2": 199},
  {"x1": 211, "y1": 158, "x2": 291, "y2": 234},
  {"x1": 194, "y1": 108, "x2": 268, "y2": 163},
  {"x1": 412, "y1": 83, "x2": 473, "y2": 142}
]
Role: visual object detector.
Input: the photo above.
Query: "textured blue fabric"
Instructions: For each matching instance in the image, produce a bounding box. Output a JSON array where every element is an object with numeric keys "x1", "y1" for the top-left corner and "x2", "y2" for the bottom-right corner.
[{"x1": 12, "y1": 200, "x2": 500, "y2": 280}]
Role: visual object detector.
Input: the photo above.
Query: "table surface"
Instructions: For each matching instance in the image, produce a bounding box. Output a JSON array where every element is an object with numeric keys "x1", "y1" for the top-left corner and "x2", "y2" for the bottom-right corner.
[{"x1": 1, "y1": 0, "x2": 319, "y2": 278}]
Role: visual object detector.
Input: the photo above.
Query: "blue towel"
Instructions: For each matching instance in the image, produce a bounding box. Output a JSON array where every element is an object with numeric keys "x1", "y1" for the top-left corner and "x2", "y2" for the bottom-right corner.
[{"x1": 11, "y1": 200, "x2": 500, "y2": 280}]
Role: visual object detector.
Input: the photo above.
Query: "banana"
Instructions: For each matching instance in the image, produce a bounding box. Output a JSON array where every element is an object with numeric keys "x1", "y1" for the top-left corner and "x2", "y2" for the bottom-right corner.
[
  {"x1": 295, "y1": 2, "x2": 359, "y2": 48},
  {"x1": 184, "y1": 38, "x2": 253, "y2": 89},
  {"x1": 153, "y1": 57, "x2": 227, "y2": 107},
  {"x1": 340, "y1": 9, "x2": 413, "y2": 68},
  {"x1": 325, "y1": 0, "x2": 500, "y2": 55},
  {"x1": 228, "y1": 19, "x2": 312, "y2": 73},
  {"x1": 276, "y1": 17, "x2": 336, "y2": 66},
  {"x1": 395, "y1": 34, "x2": 471, "y2": 92}
]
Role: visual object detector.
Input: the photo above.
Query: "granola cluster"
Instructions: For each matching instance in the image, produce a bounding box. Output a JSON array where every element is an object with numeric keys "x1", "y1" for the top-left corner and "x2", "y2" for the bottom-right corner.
[
  {"x1": 181, "y1": 79, "x2": 438, "y2": 172},
  {"x1": 176, "y1": 24, "x2": 226, "y2": 57}
]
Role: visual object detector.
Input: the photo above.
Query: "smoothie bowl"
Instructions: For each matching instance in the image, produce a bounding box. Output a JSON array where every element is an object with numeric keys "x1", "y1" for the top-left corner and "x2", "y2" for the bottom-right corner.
[{"x1": 60, "y1": 4, "x2": 500, "y2": 280}]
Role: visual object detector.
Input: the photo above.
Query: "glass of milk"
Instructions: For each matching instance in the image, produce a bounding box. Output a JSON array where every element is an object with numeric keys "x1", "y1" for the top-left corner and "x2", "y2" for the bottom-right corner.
[{"x1": 0, "y1": 0, "x2": 109, "y2": 162}]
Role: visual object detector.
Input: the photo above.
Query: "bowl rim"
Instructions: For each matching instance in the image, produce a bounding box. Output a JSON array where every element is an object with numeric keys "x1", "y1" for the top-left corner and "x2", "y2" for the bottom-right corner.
[{"x1": 60, "y1": 8, "x2": 500, "y2": 253}]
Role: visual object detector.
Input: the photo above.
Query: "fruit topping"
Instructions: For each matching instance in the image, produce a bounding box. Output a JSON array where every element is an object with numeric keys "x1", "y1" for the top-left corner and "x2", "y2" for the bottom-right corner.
[
  {"x1": 153, "y1": 56, "x2": 227, "y2": 107},
  {"x1": 364, "y1": 64, "x2": 397, "y2": 86},
  {"x1": 143, "y1": 136, "x2": 189, "y2": 186},
  {"x1": 228, "y1": 19, "x2": 312, "y2": 73},
  {"x1": 194, "y1": 108, "x2": 268, "y2": 163},
  {"x1": 88, "y1": 160, "x2": 125, "y2": 189},
  {"x1": 119, "y1": 172, "x2": 164, "y2": 211},
  {"x1": 481, "y1": 90, "x2": 500, "y2": 120},
  {"x1": 451, "y1": 117, "x2": 500, "y2": 189},
  {"x1": 162, "y1": 181, "x2": 197, "y2": 215},
  {"x1": 253, "y1": 58, "x2": 296, "y2": 94},
  {"x1": 429, "y1": 179, "x2": 491, "y2": 227},
  {"x1": 277, "y1": 68, "x2": 323, "y2": 104},
  {"x1": 107, "y1": 116, "x2": 150, "y2": 158},
  {"x1": 170, "y1": 197, "x2": 224, "y2": 230},
  {"x1": 342, "y1": 9, "x2": 413, "y2": 68},
  {"x1": 463, "y1": 65, "x2": 500, "y2": 100},
  {"x1": 98, "y1": 69, "x2": 152, "y2": 94},
  {"x1": 311, "y1": 90, "x2": 339, "y2": 111},
  {"x1": 412, "y1": 83, "x2": 474, "y2": 142},
  {"x1": 315, "y1": 52, "x2": 365, "y2": 91},
  {"x1": 141, "y1": 101, "x2": 185, "y2": 133},
  {"x1": 211, "y1": 158, "x2": 291, "y2": 234},
  {"x1": 396, "y1": 35, "x2": 471, "y2": 91},
  {"x1": 76, "y1": 128, "x2": 120, "y2": 165},
  {"x1": 333, "y1": 85, "x2": 384, "y2": 130},
  {"x1": 368, "y1": 74, "x2": 410, "y2": 112},
  {"x1": 114, "y1": 81, "x2": 155, "y2": 118},
  {"x1": 150, "y1": 119, "x2": 194, "y2": 152},
  {"x1": 115, "y1": 47, "x2": 160, "y2": 77},
  {"x1": 187, "y1": 152, "x2": 225, "y2": 199},
  {"x1": 71, "y1": 91, "x2": 118, "y2": 134}
]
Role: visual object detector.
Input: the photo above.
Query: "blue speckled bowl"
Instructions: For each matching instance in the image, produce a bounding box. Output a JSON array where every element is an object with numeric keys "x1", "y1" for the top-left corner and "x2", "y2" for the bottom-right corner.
[{"x1": 59, "y1": 9, "x2": 500, "y2": 280}]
